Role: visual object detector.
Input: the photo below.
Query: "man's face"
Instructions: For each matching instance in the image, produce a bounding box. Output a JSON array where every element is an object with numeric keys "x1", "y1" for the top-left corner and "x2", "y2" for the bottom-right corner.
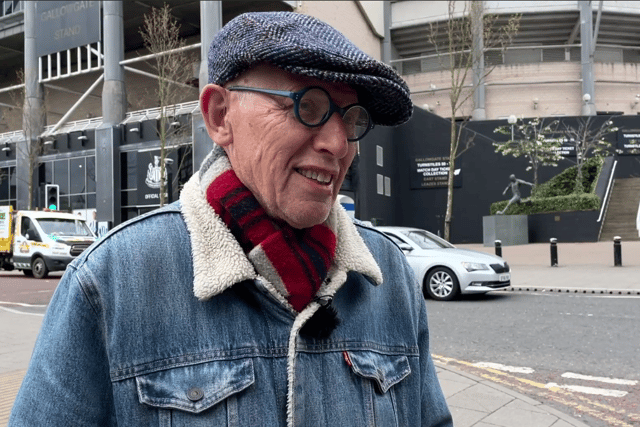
[{"x1": 209, "y1": 65, "x2": 358, "y2": 229}]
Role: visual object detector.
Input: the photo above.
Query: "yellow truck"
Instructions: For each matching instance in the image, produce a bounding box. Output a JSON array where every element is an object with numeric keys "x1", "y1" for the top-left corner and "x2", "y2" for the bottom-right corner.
[{"x1": 0, "y1": 206, "x2": 96, "y2": 279}]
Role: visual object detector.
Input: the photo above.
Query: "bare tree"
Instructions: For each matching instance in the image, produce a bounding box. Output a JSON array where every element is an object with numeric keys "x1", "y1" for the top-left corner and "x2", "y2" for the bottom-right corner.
[
  {"x1": 561, "y1": 117, "x2": 618, "y2": 193},
  {"x1": 10, "y1": 69, "x2": 46, "y2": 210},
  {"x1": 139, "y1": 3, "x2": 196, "y2": 207},
  {"x1": 428, "y1": 1, "x2": 519, "y2": 240}
]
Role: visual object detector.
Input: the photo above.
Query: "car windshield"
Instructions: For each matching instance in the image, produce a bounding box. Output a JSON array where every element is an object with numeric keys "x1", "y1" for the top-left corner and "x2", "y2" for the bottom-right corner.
[
  {"x1": 37, "y1": 218, "x2": 93, "y2": 237},
  {"x1": 403, "y1": 230, "x2": 454, "y2": 249}
]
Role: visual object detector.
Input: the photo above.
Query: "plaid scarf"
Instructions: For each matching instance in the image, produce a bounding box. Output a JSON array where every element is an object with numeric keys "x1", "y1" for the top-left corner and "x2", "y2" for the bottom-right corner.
[{"x1": 206, "y1": 169, "x2": 336, "y2": 312}]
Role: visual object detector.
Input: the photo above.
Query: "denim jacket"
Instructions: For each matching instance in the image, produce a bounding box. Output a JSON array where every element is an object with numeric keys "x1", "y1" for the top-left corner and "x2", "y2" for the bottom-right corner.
[{"x1": 10, "y1": 161, "x2": 452, "y2": 427}]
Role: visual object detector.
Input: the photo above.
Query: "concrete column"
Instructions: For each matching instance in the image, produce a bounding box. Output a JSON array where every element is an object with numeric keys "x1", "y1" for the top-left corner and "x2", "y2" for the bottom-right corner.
[
  {"x1": 194, "y1": 1, "x2": 223, "y2": 171},
  {"x1": 102, "y1": 0, "x2": 126, "y2": 124},
  {"x1": 580, "y1": 0, "x2": 596, "y2": 116},
  {"x1": 96, "y1": 1, "x2": 125, "y2": 226},
  {"x1": 199, "y1": 1, "x2": 222, "y2": 91},
  {"x1": 18, "y1": 1, "x2": 45, "y2": 210},
  {"x1": 382, "y1": 1, "x2": 391, "y2": 64},
  {"x1": 471, "y1": 1, "x2": 486, "y2": 121}
]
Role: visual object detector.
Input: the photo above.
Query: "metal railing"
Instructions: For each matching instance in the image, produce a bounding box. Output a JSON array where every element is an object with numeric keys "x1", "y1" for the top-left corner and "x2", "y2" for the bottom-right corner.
[
  {"x1": 597, "y1": 160, "x2": 617, "y2": 242},
  {"x1": 0, "y1": 129, "x2": 24, "y2": 145},
  {"x1": 392, "y1": 44, "x2": 640, "y2": 75},
  {"x1": 121, "y1": 100, "x2": 200, "y2": 126},
  {"x1": 0, "y1": 0, "x2": 22, "y2": 18},
  {"x1": 39, "y1": 42, "x2": 103, "y2": 83}
]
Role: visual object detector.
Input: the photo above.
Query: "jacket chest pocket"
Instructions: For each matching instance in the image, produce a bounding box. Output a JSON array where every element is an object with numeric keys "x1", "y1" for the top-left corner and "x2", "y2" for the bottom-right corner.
[
  {"x1": 135, "y1": 358, "x2": 255, "y2": 427},
  {"x1": 345, "y1": 351, "x2": 411, "y2": 427}
]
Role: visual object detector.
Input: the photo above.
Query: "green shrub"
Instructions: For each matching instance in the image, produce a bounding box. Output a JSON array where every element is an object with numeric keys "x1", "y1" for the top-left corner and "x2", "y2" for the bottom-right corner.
[
  {"x1": 533, "y1": 157, "x2": 603, "y2": 198},
  {"x1": 490, "y1": 157, "x2": 605, "y2": 215},
  {"x1": 490, "y1": 193, "x2": 600, "y2": 215}
]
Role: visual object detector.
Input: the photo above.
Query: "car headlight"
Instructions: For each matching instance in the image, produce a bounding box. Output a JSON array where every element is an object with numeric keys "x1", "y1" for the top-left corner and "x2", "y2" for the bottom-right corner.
[
  {"x1": 462, "y1": 262, "x2": 489, "y2": 272},
  {"x1": 52, "y1": 243, "x2": 68, "y2": 255}
]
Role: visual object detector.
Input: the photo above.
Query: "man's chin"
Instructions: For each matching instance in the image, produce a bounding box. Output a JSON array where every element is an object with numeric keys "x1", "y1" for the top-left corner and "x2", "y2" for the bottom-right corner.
[{"x1": 280, "y1": 206, "x2": 331, "y2": 229}]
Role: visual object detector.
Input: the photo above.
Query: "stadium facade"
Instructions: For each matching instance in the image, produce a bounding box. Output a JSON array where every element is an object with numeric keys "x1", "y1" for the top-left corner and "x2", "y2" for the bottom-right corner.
[{"x1": 0, "y1": 1, "x2": 638, "y2": 242}]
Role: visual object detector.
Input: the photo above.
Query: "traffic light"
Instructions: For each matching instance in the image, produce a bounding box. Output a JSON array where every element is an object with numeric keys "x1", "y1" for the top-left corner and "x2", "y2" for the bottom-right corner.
[{"x1": 45, "y1": 184, "x2": 59, "y2": 210}]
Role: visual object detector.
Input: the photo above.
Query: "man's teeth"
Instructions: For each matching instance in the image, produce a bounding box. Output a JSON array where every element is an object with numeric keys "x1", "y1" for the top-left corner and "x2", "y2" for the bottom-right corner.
[{"x1": 297, "y1": 169, "x2": 332, "y2": 184}]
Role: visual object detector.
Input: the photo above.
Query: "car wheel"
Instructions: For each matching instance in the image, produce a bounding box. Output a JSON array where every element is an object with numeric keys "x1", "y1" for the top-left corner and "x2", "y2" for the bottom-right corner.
[
  {"x1": 22, "y1": 269, "x2": 33, "y2": 277},
  {"x1": 425, "y1": 267, "x2": 459, "y2": 301},
  {"x1": 32, "y1": 257, "x2": 49, "y2": 279}
]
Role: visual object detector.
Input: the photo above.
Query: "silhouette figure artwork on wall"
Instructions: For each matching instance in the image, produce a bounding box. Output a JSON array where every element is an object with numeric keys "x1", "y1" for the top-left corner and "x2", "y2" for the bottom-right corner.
[{"x1": 497, "y1": 174, "x2": 533, "y2": 214}]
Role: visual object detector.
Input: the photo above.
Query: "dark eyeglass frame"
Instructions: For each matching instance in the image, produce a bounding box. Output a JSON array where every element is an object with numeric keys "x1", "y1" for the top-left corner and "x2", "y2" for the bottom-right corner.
[{"x1": 227, "y1": 85, "x2": 374, "y2": 141}]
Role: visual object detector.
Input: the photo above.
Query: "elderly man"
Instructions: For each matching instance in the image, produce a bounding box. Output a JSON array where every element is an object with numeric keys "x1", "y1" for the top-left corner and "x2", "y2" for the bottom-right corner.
[{"x1": 10, "y1": 12, "x2": 452, "y2": 427}]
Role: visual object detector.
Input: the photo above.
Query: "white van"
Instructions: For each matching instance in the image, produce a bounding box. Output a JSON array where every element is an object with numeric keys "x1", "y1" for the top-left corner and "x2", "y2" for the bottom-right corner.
[{"x1": 0, "y1": 207, "x2": 96, "y2": 279}]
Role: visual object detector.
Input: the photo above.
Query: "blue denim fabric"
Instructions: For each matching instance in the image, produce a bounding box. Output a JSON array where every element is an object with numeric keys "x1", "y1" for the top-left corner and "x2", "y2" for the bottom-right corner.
[{"x1": 9, "y1": 202, "x2": 452, "y2": 427}]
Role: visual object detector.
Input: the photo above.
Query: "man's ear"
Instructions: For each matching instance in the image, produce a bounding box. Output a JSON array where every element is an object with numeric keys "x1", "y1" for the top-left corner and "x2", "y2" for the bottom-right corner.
[{"x1": 200, "y1": 84, "x2": 233, "y2": 147}]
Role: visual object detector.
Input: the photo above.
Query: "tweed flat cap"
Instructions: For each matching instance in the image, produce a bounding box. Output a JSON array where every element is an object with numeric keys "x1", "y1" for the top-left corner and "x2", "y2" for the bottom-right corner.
[{"x1": 208, "y1": 12, "x2": 412, "y2": 127}]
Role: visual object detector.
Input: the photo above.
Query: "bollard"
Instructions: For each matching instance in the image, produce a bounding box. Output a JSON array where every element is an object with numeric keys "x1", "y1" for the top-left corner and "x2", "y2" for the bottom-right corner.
[
  {"x1": 494, "y1": 240, "x2": 502, "y2": 257},
  {"x1": 613, "y1": 236, "x2": 622, "y2": 266},
  {"x1": 550, "y1": 238, "x2": 558, "y2": 267}
]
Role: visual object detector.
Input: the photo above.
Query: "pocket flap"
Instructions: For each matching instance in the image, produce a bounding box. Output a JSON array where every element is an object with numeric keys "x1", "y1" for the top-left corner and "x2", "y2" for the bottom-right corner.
[
  {"x1": 136, "y1": 358, "x2": 254, "y2": 414},
  {"x1": 346, "y1": 351, "x2": 411, "y2": 393}
]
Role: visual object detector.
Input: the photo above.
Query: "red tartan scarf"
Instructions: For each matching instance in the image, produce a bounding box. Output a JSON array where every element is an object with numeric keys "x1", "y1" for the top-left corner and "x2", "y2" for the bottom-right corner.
[{"x1": 206, "y1": 169, "x2": 336, "y2": 312}]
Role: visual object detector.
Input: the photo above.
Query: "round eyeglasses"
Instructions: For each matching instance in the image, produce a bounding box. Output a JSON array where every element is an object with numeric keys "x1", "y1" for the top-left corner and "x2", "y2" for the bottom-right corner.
[{"x1": 227, "y1": 86, "x2": 374, "y2": 141}]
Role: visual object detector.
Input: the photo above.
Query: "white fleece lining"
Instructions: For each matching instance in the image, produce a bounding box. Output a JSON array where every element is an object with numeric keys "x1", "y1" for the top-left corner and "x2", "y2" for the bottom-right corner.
[
  {"x1": 286, "y1": 300, "x2": 319, "y2": 427},
  {"x1": 179, "y1": 151, "x2": 384, "y2": 425},
  {"x1": 180, "y1": 176, "x2": 257, "y2": 299},
  {"x1": 179, "y1": 159, "x2": 383, "y2": 300}
]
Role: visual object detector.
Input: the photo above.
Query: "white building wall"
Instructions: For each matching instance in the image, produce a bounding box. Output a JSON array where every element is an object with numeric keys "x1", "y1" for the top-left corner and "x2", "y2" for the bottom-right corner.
[
  {"x1": 298, "y1": 1, "x2": 382, "y2": 60},
  {"x1": 405, "y1": 60, "x2": 640, "y2": 119}
]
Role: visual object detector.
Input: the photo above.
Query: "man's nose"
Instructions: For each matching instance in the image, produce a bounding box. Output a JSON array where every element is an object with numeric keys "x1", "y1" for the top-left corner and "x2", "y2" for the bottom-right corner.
[{"x1": 312, "y1": 113, "x2": 350, "y2": 158}]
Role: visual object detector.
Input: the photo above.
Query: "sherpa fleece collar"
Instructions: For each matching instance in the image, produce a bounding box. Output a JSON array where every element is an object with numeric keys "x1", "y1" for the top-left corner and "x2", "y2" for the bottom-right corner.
[{"x1": 179, "y1": 146, "x2": 383, "y2": 302}]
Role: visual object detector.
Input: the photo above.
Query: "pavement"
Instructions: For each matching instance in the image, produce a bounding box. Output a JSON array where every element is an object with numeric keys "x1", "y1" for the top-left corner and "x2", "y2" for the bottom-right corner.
[{"x1": 1, "y1": 240, "x2": 639, "y2": 426}]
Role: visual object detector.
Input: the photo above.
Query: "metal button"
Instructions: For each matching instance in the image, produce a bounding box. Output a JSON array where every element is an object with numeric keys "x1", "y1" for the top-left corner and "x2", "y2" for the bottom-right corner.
[{"x1": 187, "y1": 387, "x2": 204, "y2": 402}]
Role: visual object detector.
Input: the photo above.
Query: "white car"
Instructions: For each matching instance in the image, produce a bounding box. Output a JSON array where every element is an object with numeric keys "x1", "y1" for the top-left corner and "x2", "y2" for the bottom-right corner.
[{"x1": 376, "y1": 226, "x2": 510, "y2": 301}]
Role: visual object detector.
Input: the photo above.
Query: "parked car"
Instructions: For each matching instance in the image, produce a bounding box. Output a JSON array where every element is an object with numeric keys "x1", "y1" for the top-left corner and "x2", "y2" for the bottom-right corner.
[{"x1": 376, "y1": 226, "x2": 510, "y2": 301}]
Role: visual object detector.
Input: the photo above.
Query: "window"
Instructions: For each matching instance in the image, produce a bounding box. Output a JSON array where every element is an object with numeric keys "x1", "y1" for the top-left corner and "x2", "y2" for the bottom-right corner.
[
  {"x1": 70, "y1": 158, "x2": 85, "y2": 194},
  {"x1": 38, "y1": 218, "x2": 93, "y2": 237},
  {"x1": 377, "y1": 174, "x2": 384, "y2": 195},
  {"x1": 384, "y1": 176, "x2": 391, "y2": 197},
  {"x1": 0, "y1": 166, "x2": 16, "y2": 208},
  {"x1": 21, "y1": 217, "x2": 41, "y2": 241},
  {"x1": 376, "y1": 145, "x2": 383, "y2": 167},
  {"x1": 40, "y1": 157, "x2": 96, "y2": 211},
  {"x1": 54, "y1": 160, "x2": 69, "y2": 195}
]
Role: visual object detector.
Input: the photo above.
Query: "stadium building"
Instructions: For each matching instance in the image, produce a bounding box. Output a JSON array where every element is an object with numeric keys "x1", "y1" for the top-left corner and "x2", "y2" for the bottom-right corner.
[{"x1": 0, "y1": 1, "x2": 638, "y2": 242}]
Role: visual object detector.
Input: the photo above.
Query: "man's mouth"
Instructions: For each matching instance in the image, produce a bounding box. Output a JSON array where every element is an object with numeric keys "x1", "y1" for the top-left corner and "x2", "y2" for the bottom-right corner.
[{"x1": 296, "y1": 168, "x2": 333, "y2": 185}]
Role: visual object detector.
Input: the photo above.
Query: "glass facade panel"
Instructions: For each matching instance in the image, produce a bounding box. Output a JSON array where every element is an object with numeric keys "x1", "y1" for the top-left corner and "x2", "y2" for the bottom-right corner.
[
  {"x1": 121, "y1": 189, "x2": 136, "y2": 207},
  {"x1": 121, "y1": 151, "x2": 137, "y2": 190},
  {"x1": 87, "y1": 193, "x2": 96, "y2": 209},
  {"x1": 54, "y1": 160, "x2": 69, "y2": 195},
  {"x1": 59, "y1": 195, "x2": 70, "y2": 211},
  {"x1": 9, "y1": 166, "x2": 16, "y2": 200},
  {"x1": 39, "y1": 157, "x2": 95, "y2": 211},
  {"x1": 70, "y1": 158, "x2": 85, "y2": 194},
  {"x1": 0, "y1": 169, "x2": 8, "y2": 200},
  {"x1": 43, "y1": 162, "x2": 53, "y2": 185},
  {"x1": 70, "y1": 194, "x2": 86, "y2": 211},
  {"x1": 87, "y1": 156, "x2": 96, "y2": 193}
]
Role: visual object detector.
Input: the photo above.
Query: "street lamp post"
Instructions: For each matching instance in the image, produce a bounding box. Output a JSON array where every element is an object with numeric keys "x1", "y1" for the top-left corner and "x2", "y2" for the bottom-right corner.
[{"x1": 508, "y1": 115, "x2": 517, "y2": 140}]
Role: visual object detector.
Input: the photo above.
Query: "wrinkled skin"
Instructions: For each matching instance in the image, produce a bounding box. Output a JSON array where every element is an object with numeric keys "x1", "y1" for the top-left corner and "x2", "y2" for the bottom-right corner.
[{"x1": 200, "y1": 65, "x2": 358, "y2": 229}]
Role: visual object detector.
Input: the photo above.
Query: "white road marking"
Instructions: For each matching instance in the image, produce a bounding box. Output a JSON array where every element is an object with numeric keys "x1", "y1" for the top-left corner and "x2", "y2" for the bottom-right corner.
[
  {"x1": 546, "y1": 382, "x2": 628, "y2": 397},
  {"x1": 561, "y1": 372, "x2": 638, "y2": 386},
  {"x1": 472, "y1": 362, "x2": 535, "y2": 374},
  {"x1": 0, "y1": 305, "x2": 45, "y2": 317},
  {"x1": 0, "y1": 300, "x2": 47, "y2": 307}
]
